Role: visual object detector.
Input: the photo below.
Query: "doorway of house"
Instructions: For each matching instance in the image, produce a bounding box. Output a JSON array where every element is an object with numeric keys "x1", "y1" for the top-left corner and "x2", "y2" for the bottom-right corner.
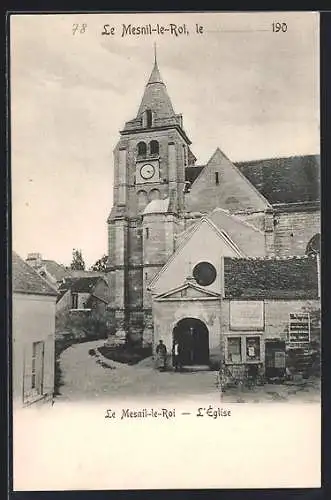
[
  {"x1": 265, "y1": 340, "x2": 286, "y2": 380},
  {"x1": 173, "y1": 318, "x2": 209, "y2": 366}
]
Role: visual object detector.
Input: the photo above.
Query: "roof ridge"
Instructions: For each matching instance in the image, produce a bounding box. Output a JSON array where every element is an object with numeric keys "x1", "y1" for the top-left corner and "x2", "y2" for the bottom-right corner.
[
  {"x1": 235, "y1": 153, "x2": 320, "y2": 165},
  {"x1": 224, "y1": 254, "x2": 315, "y2": 260},
  {"x1": 13, "y1": 252, "x2": 58, "y2": 296},
  {"x1": 42, "y1": 259, "x2": 66, "y2": 266}
]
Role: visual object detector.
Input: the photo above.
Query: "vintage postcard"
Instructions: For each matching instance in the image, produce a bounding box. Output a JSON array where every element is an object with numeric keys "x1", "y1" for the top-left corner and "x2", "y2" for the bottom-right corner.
[{"x1": 10, "y1": 11, "x2": 320, "y2": 490}]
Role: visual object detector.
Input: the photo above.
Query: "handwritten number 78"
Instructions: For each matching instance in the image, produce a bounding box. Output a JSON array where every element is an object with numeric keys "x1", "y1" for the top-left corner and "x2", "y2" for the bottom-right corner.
[{"x1": 72, "y1": 24, "x2": 87, "y2": 35}]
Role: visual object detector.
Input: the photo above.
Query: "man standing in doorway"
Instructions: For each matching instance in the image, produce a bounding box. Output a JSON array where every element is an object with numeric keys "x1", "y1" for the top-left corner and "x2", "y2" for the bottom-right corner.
[{"x1": 156, "y1": 339, "x2": 167, "y2": 371}]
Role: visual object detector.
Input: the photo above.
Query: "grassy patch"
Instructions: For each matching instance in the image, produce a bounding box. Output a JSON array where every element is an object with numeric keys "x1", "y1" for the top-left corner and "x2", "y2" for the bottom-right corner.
[{"x1": 98, "y1": 344, "x2": 152, "y2": 366}]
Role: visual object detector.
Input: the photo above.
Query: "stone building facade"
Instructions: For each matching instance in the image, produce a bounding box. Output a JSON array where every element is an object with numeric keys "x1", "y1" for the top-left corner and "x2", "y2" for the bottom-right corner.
[{"x1": 106, "y1": 56, "x2": 320, "y2": 369}]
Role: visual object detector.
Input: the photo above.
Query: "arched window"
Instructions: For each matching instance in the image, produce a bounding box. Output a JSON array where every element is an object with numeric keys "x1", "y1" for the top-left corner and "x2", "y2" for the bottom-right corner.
[
  {"x1": 146, "y1": 109, "x2": 153, "y2": 128},
  {"x1": 137, "y1": 190, "x2": 148, "y2": 212},
  {"x1": 150, "y1": 140, "x2": 159, "y2": 155},
  {"x1": 306, "y1": 233, "x2": 321, "y2": 256},
  {"x1": 149, "y1": 189, "x2": 161, "y2": 201},
  {"x1": 137, "y1": 141, "x2": 147, "y2": 157}
]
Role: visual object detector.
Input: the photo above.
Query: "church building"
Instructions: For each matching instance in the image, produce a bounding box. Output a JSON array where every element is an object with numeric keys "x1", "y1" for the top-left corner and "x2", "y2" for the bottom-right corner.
[{"x1": 106, "y1": 54, "x2": 320, "y2": 374}]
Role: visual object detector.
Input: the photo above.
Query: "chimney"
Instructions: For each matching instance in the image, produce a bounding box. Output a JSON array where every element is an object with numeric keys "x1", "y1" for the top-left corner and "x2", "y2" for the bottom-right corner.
[{"x1": 26, "y1": 252, "x2": 42, "y2": 268}]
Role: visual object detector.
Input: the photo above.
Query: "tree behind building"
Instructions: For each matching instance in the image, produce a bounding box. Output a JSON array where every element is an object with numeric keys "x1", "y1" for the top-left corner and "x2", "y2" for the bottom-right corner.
[{"x1": 70, "y1": 249, "x2": 85, "y2": 270}]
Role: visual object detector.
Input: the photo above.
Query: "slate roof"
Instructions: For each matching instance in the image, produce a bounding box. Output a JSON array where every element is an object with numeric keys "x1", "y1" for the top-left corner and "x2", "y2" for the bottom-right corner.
[
  {"x1": 57, "y1": 276, "x2": 109, "y2": 304},
  {"x1": 69, "y1": 270, "x2": 105, "y2": 278},
  {"x1": 223, "y1": 256, "x2": 319, "y2": 300},
  {"x1": 41, "y1": 260, "x2": 70, "y2": 281},
  {"x1": 58, "y1": 276, "x2": 102, "y2": 294},
  {"x1": 13, "y1": 252, "x2": 57, "y2": 296},
  {"x1": 185, "y1": 166, "x2": 204, "y2": 185},
  {"x1": 147, "y1": 60, "x2": 163, "y2": 85},
  {"x1": 136, "y1": 61, "x2": 176, "y2": 120},
  {"x1": 185, "y1": 155, "x2": 320, "y2": 205},
  {"x1": 235, "y1": 155, "x2": 320, "y2": 204},
  {"x1": 56, "y1": 288, "x2": 69, "y2": 303}
]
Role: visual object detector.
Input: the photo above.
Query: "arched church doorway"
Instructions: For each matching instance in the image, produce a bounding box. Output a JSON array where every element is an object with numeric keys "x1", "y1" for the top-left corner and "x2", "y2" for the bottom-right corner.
[
  {"x1": 173, "y1": 318, "x2": 209, "y2": 366},
  {"x1": 306, "y1": 233, "x2": 321, "y2": 256}
]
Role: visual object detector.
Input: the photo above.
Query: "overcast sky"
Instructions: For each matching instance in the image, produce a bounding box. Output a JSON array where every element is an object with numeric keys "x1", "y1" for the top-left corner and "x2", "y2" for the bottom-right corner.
[{"x1": 10, "y1": 12, "x2": 319, "y2": 268}]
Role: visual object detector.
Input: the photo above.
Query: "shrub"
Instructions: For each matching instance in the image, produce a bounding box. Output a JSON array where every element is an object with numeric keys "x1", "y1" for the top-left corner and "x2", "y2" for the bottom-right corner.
[
  {"x1": 98, "y1": 344, "x2": 152, "y2": 365},
  {"x1": 55, "y1": 306, "x2": 108, "y2": 342}
]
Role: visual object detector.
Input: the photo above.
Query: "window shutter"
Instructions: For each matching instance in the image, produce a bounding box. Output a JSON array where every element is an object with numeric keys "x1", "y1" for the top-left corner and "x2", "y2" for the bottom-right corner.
[
  {"x1": 43, "y1": 334, "x2": 55, "y2": 397},
  {"x1": 23, "y1": 344, "x2": 33, "y2": 403},
  {"x1": 34, "y1": 342, "x2": 45, "y2": 395}
]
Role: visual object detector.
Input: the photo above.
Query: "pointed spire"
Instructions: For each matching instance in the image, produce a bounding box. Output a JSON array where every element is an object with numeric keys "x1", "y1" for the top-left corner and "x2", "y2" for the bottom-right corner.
[
  {"x1": 147, "y1": 46, "x2": 163, "y2": 86},
  {"x1": 136, "y1": 47, "x2": 175, "y2": 119}
]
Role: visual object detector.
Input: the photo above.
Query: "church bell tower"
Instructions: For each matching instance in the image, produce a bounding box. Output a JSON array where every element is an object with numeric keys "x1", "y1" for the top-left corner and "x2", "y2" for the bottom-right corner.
[{"x1": 107, "y1": 49, "x2": 195, "y2": 346}]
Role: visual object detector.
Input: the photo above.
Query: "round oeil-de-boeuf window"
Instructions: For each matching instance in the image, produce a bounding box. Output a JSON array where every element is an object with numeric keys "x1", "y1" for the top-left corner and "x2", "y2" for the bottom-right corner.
[{"x1": 193, "y1": 261, "x2": 217, "y2": 286}]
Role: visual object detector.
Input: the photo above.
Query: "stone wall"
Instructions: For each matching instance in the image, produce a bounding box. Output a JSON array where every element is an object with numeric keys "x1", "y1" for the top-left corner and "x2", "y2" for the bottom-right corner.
[
  {"x1": 127, "y1": 267, "x2": 143, "y2": 309},
  {"x1": 274, "y1": 208, "x2": 320, "y2": 256},
  {"x1": 186, "y1": 149, "x2": 269, "y2": 214},
  {"x1": 127, "y1": 222, "x2": 143, "y2": 266},
  {"x1": 114, "y1": 128, "x2": 187, "y2": 217},
  {"x1": 264, "y1": 299, "x2": 320, "y2": 339},
  {"x1": 152, "y1": 298, "x2": 221, "y2": 363},
  {"x1": 221, "y1": 298, "x2": 320, "y2": 339},
  {"x1": 150, "y1": 296, "x2": 320, "y2": 368}
]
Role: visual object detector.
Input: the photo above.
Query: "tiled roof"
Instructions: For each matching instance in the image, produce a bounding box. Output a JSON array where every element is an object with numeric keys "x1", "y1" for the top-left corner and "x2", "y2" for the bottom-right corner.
[
  {"x1": 58, "y1": 276, "x2": 104, "y2": 294},
  {"x1": 56, "y1": 288, "x2": 68, "y2": 303},
  {"x1": 13, "y1": 252, "x2": 57, "y2": 296},
  {"x1": 41, "y1": 260, "x2": 70, "y2": 281},
  {"x1": 69, "y1": 270, "x2": 105, "y2": 278},
  {"x1": 235, "y1": 155, "x2": 320, "y2": 204},
  {"x1": 223, "y1": 256, "x2": 319, "y2": 299},
  {"x1": 185, "y1": 166, "x2": 204, "y2": 185},
  {"x1": 186, "y1": 155, "x2": 320, "y2": 205}
]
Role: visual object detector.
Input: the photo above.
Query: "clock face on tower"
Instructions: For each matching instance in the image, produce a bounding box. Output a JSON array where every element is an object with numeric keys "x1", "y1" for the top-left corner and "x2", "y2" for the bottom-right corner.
[{"x1": 140, "y1": 163, "x2": 155, "y2": 180}]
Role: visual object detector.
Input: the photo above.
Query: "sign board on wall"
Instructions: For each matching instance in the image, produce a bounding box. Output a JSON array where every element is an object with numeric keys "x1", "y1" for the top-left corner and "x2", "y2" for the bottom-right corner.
[
  {"x1": 288, "y1": 312, "x2": 310, "y2": 343},
  {"x1": 230, "y1": 301, "x2": 264, "y2": 330}
]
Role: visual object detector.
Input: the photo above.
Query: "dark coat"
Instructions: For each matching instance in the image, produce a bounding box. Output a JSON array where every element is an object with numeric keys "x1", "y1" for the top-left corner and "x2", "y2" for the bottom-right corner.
[
  {"x1": 156, "y1": 343, "x2": 167, "y2": 356},
  {"x1": 155, "y1": 343, "x2": 167, "y2": 369}
]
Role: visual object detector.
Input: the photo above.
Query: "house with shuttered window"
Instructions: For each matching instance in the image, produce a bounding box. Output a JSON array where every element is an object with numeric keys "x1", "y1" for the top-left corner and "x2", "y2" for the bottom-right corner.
[{"x1": 12, "y1": 251, "x2": 57, "y2": 407}]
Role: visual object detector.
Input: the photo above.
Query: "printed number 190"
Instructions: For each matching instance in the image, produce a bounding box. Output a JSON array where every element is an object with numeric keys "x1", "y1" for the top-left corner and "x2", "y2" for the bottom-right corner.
[{"x1": 272, "y1": 22, "x2": 287, "y2": 32}]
